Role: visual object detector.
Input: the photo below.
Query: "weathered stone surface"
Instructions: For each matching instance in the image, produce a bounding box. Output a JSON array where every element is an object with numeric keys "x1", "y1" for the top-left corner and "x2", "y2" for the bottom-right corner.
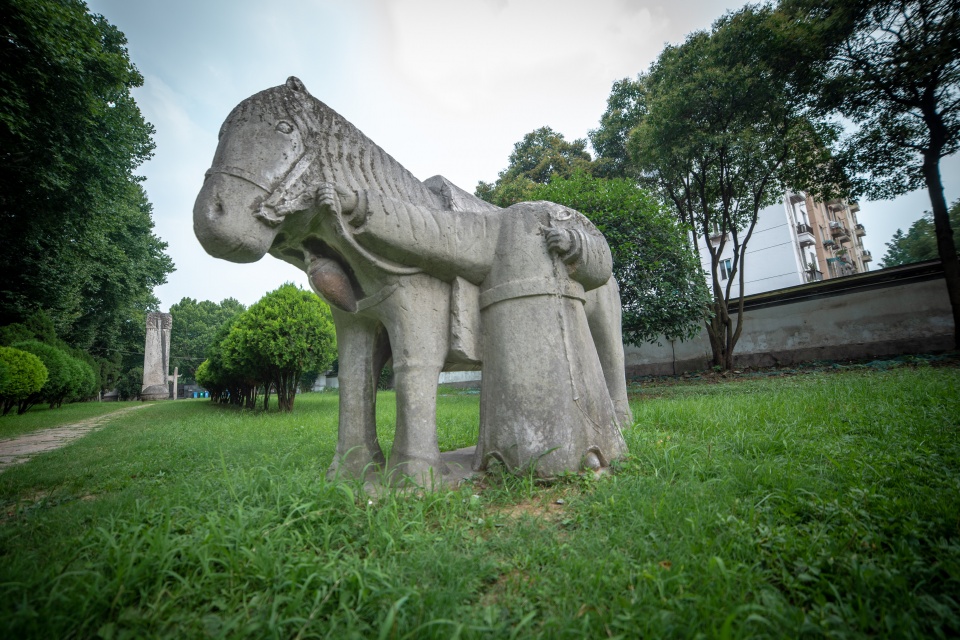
[
  {"x1": 141, "y1": 312, "x2": 172, "y2": 401},
  {"x1": 448, "y1": 277, "x2": 482, "y2": 366},
  {"x1": 194, "y1": 77, "x2": 631, "y2": 484}
]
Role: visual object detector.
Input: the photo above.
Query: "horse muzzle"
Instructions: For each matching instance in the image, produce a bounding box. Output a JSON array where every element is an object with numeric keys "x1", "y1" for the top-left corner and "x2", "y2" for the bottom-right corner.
[{"x1": 193, "y1": 172, "x2": 279, "y2": 263}]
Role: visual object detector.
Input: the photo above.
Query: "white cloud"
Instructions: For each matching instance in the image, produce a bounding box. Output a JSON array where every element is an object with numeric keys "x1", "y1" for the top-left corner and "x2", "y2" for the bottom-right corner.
[{"x1": 381, "y1": 0, "x2": 667, "y2": 116}]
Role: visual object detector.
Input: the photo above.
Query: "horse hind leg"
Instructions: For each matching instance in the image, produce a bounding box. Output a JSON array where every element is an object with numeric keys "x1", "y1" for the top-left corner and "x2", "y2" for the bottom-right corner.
[{"x1": 585, "y1": 280, "x2": 633, "y2": 428}]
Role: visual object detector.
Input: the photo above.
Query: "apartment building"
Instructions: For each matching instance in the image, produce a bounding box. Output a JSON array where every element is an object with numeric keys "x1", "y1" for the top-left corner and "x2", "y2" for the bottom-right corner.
[{"x1": 695, "y1": 192, "x2": 872, "y2": 298}]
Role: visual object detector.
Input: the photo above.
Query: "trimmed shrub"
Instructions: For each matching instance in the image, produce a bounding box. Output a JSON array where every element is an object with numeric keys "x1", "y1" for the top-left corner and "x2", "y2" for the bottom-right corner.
[
  {"x1": 12, "y1": 340, "x2": 71, "y2": 413},
  {"x1": 0, "y1": 346, "x2": 48, "y2": 416}
]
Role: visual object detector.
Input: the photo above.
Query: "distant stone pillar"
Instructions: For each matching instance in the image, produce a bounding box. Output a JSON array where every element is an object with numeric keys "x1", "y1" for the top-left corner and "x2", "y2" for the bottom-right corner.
[{"x1": 142, "y1": 312, "x2": 172, "y2": 400}]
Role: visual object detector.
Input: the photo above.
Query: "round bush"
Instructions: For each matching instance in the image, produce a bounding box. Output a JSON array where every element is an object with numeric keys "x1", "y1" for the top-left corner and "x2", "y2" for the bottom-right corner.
[
  {"x1": 0, "y1": 346, "x2": 48, "y2": 415},
  {"x1": 12, "y1": 340, "x2": 72, "y2": 410}
]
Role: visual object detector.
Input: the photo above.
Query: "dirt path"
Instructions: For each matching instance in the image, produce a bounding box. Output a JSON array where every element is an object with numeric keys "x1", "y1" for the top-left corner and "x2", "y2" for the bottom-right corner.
[{"x1": 0, "y1": 404, "x2": 154, "y2": 472}]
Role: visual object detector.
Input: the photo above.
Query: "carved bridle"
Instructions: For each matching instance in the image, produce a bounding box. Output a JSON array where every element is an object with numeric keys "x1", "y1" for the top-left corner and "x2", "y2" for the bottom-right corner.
[
  {"x1": 204, "y1": 86, "x2": 318, "y2": 227},
  {"x1": 206, "y1": 84, "x2": 421, "y2": 276}
]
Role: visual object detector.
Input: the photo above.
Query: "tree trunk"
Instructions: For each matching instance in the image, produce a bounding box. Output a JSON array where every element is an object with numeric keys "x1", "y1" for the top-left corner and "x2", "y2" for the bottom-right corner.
[
  {"x1": 263, "y1": 382, "x2": 272, "y2": 411},
  {"x1": 705, "y1": 247, "x2": 729, "y2": 369},
  {"x1": 277, "y1": 371, "x2": 297, "y2": 412},
  {"x1": 923, "y1": 153, "x2": 960, "y2": 349},
  {"x1": 705, "y1": 298, "x2": 729, "y2": 368}
]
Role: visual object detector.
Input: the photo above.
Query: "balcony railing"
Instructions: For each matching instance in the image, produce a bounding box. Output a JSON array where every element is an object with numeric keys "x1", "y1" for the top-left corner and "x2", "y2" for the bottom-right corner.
[
  {"x1": 855, "y1": 223, "x2": 866, "y2": 237},
  {"x1": 829, "y1": 221, "x2": 850, "y2": 243},
  {"x1": 708, "y1": 231, "x2": 727, "y2": 246},
  {"x1": 796, "y1": 223, "x2": 815, "y2": 247},
  {"x1": 849, "y1": 201, "x2": 860, "y2": 213},
  {"x1": 862, "y1": 250, "x2": 873, "y2": 262}
]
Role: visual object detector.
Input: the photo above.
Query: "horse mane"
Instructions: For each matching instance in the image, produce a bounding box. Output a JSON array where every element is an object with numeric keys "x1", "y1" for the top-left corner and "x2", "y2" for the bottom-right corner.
[{"x1": 235, "y1": 78, "x2": 446, "y2": 211}]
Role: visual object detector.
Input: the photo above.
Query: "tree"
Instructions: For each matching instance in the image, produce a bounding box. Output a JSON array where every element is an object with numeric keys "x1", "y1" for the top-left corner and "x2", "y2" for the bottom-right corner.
[
  {"x1": 66, "y1": 181, "x2": 174, "y2": 355},
  {"x1": 200, "y1": 313, "x2": 257, "y2": 408},
  {"x1": 114, "y1": 365, "x2": 142, "y2": 401},
  {"x1": 476, "y1": 126, "x2": 594, "y2": 206},
  {"x1": 0, "y1": 310, "x2": 58, "y2": 347},
  {"x1": 0, "y1": 346, "x2": 47, "y2": 416},
  {"x1": 527, "y1": 171, "x2": 709, "y2": 344},
  {"x1": 193, "y1": 360, "x2": 220, "y2": 401},
  {"x1": 0, "y1": 0, "x2": 174, "y2": 352},
  {"x1": 169, "y1": 297, "x2": 245, "y2": 384},
  {"x1": 783, "y1": 0, "x2": 960, "y2": 345},
  {"x1": 881, "y1": 199, "x2": 960, "y2": 266},
  {"x1": 221, "y1": 285, "x2": 336, "y2": 412},
  {"x1": 625, "y1": 6, "x2": 842, "y2": 369},
  {"x1": 589, "y1": 77, "x2": 646, "y2": 180}
]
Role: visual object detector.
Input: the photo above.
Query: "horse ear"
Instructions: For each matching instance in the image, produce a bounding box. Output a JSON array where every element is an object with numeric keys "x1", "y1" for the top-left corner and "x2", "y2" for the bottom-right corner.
[{"x1": 286, "y1": 76, "x2": 307, "y2": 93}]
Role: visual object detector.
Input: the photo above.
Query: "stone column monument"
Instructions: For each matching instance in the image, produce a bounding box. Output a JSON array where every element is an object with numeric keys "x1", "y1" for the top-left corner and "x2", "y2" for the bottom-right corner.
[{"x1": 141, "y1": 312, "x2": 173, "y2": 401}]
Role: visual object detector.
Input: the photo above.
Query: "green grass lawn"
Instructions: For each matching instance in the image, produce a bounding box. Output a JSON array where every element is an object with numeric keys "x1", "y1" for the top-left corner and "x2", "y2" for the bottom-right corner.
[{"x1": 0, "y1": 366, "x2": 958, "y2": 638}]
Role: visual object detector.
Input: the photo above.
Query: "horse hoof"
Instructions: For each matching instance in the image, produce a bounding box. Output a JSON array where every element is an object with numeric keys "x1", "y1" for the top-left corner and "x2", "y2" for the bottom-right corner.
[
  {"x1": 386, "y1": 455, "x2": 449, "y2": 488},
  {"x1": 583, "y1": 451, "x2": 602, "y2": 471}
]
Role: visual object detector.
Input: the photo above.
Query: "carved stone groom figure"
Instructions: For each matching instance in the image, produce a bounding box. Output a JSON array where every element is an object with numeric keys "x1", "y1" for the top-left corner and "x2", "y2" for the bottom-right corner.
[{"x1": 318, "y1": 186, "x2": 628, "y2": 477}]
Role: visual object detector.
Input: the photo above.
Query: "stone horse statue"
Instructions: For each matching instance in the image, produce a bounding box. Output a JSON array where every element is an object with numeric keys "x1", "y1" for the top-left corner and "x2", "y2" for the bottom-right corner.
[{"x1": 194, "y1": 77, "x2": 630, "y2": 483}]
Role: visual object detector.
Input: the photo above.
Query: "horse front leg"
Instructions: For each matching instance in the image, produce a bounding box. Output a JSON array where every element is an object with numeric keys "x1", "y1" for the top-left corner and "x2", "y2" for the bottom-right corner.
[
  {"x1": 382, "y1": 277, "x2": 451, "y2": 486},
  {"x1": 326, "y1": 310, "x2": 386, "y2": 481}
]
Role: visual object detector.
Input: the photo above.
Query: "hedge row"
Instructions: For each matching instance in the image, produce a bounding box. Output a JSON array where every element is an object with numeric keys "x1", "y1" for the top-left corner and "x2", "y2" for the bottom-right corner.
[{"x1": 0, "y1": 341, "x2": 98, "y2": 415}]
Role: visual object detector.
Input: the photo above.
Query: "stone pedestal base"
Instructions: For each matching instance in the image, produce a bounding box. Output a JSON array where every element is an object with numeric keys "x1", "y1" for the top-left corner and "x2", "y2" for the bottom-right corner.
[{"x1": 140, "y1": 384, "x2": 170, "y2": 401}]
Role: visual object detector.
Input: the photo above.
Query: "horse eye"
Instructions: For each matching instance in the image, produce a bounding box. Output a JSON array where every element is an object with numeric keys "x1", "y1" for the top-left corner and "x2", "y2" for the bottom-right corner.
[{"x1": 276, "y1": 121, "x2": 294, "y2": 134}]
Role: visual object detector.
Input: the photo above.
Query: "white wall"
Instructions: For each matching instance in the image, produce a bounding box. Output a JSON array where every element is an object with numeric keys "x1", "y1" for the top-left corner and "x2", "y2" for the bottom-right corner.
[{"x1": 696, "y1": 198, "x2": 809, "y2": 298}]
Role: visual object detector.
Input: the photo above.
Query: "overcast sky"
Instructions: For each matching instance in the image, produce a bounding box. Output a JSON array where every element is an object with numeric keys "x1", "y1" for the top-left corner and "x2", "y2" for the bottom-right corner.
[{"x1": 85, "y1": 0, "x2": 960, "y2": 310}]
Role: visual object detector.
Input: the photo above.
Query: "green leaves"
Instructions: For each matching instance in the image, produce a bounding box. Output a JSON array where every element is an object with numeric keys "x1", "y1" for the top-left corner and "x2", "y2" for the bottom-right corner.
[
  {"x1": 11, "y1": 339, "x2": 96, "y2": 412},
  {"x1": 0, "y1": 0, "x2": 172, "y2": 354},
  {"x1": 475, "y1": 126, "x2": 594, "y2": 207},
  {"x1": 204, "y1": 284, "x2": 337, "y2": 412},
  {"x1": 881, "y1": 199, "x2": 960, "y2": 267},
  {"x1": 169, "y1": 297, "x2": 245, "y2": 384},
  {"x1": 0, "y1": 345, "x2": 47, "y2": 415},
  {"x1": 530, "y1": 172, "x2": 709, "y2": 344},
  {"x1": 589, "y1": 77, "x2": 646, "y2": 180}
]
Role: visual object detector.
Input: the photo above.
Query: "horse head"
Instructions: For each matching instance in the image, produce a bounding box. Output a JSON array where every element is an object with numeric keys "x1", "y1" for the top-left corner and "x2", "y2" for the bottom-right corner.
[
  {"x1": 194, "y1": 77, "x2": 444, "y2": 265},
  {"x1": 194, "y1": 77, "x2": 318, "y2": 262}
]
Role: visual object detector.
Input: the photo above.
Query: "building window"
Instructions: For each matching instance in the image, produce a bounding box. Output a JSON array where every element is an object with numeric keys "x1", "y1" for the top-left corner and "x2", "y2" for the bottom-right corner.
[{"x1": 720, "y1": 258, "x2": 733, "y2": 280}]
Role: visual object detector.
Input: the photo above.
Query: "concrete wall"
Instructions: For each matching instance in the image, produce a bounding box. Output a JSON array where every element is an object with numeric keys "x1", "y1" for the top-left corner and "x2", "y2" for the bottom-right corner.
[
  {"x1": 625, "y1": 261, "x2": 954, "y2": 376},
  {"x1": 312, "y1": 374, "x2": 339, "y2": 391},
  {"x1": 311, "y1": 370, "x2": 482, "y2": 392},
  {"x1": 438, "y1": 370, "x2": 482, "y2": 388}
]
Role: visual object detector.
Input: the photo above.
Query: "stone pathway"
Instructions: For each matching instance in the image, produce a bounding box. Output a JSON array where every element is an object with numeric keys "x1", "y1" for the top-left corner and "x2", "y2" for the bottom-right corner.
[{"x1": 0, "y1": 404, "x2": 153, "y2": 472}]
